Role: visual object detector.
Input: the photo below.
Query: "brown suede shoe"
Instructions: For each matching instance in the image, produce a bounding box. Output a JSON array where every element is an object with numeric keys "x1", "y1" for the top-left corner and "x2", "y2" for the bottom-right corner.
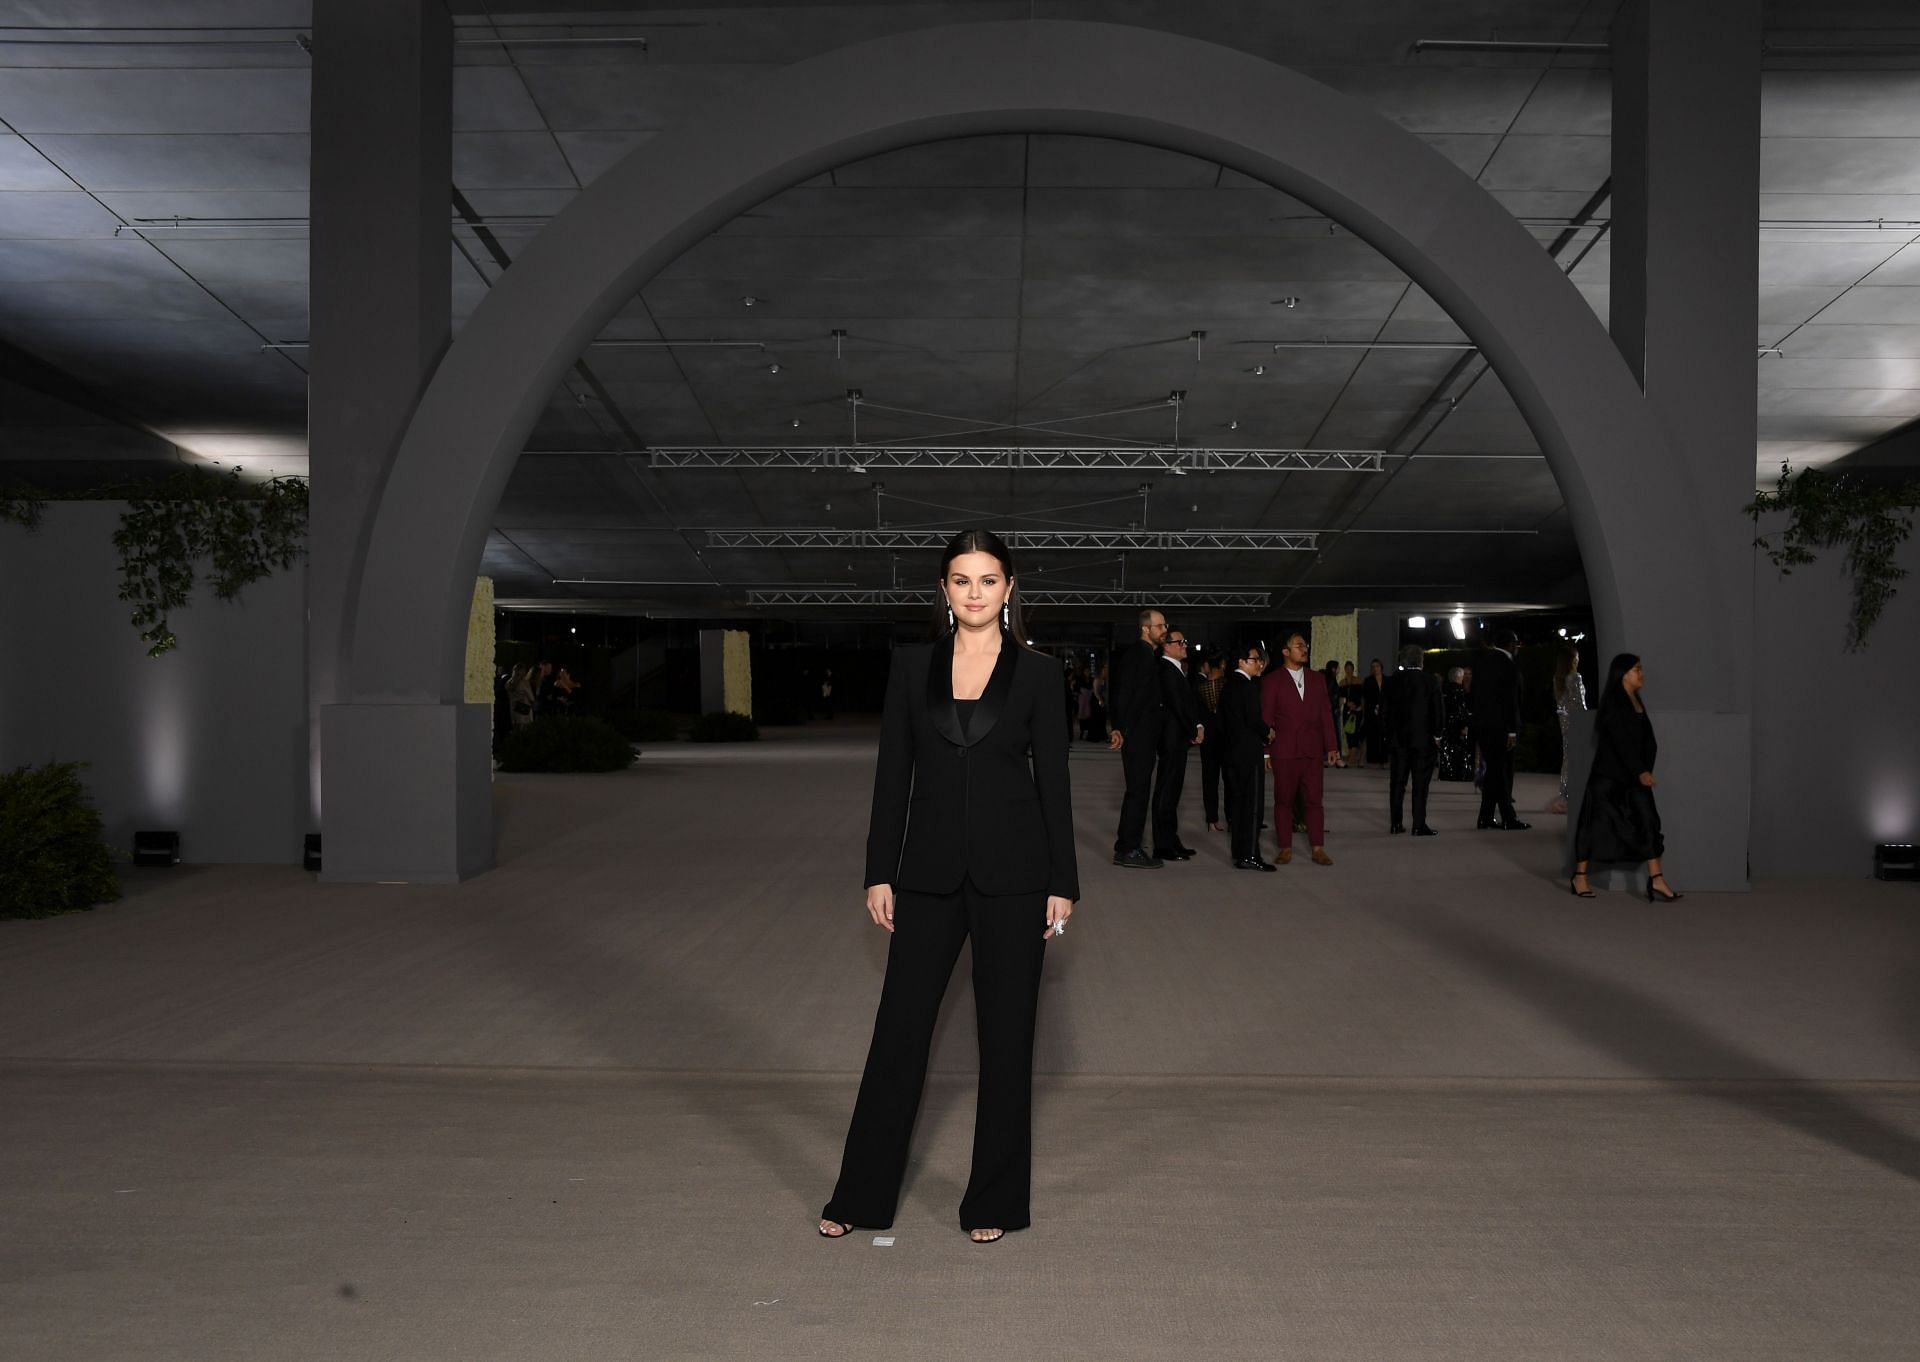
[
  {"x1": 1276, "y1": 847, "x2": 1293, "y2": 865},
  {"x1": 1310, "y1": 847, "x2": 1333, "y2": 866}
]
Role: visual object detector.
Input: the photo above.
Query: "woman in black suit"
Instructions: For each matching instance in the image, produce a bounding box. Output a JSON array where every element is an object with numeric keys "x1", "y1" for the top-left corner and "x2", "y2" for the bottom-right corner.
[
  {"x1": 819, "y1": 528, "x2": 1079, "y2": 1245},
  {"x1": 1572, "y1": 652, "x2": 1683, "y2": 902}
]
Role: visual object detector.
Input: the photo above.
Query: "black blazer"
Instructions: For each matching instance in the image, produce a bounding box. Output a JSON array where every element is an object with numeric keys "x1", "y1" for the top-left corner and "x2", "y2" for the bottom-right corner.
[
  {"x1": 1217, "y1": 668, "x2": 1267, "y2": 762},
  {"x1": 1382, "y1": 668, "x2": 1443, "y2": 749},
  {"x1": 864, "y1": 634, "x2": 1080, "y2": 901},
  {"x1": 1157, "y1": 658, "x2": 1203, "y2": 747},
  {"x1": 1590, "y1": 703, "x2": 1657, "y2": 786},
  {"x1": 1108, "y1": 639, "x2": 1163, "y2": 741},
  {"x1": 1469, "y1": 648, "x2": 1522, "y2": 736}
]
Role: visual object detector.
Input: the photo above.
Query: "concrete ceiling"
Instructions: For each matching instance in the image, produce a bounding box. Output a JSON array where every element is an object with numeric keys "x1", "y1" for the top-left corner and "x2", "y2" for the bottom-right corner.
[{"x1": 3, "y1": 0, "x2": 1919, "y2": 621}]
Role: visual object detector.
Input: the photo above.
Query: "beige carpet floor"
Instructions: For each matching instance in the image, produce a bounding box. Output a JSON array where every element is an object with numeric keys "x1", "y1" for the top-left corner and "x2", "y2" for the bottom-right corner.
[{"x1": 4, "y1": 720, "x2": 1918, "y2": 1360}]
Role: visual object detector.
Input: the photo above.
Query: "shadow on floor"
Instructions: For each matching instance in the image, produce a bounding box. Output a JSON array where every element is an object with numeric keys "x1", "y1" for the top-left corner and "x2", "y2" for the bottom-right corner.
[{"x1": 1406, "y1": 916, "x2": 1920, "y2": 1184}]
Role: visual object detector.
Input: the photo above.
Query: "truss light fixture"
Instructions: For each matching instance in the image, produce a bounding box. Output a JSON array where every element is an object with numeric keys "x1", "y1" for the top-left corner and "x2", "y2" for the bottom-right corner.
[
  {"x1": 768, "y1": 363, "x2": 781, "y2": 374},
  {"x1": 705, "y1": 528, "x2": 1319, "y2": 551},
  {"x1": 647, "y1": 446, "x2": 1387, "y2": 473},
  {"x1": 1274, "y1": 296, "x2": 1300, "y2": 308},
  {"x1": 1254, "y1": 364, "x2": 1266, "y2": 376},
  {"x1": 743, "y1": 295, "x2": 758, "y2": 306}
]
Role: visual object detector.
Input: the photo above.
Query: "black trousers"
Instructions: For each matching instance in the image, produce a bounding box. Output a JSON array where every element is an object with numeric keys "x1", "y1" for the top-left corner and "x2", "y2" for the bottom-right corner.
[
  {"x1": 1475, "y1": 730, "x2": 1517, "y2": 824},
  {"x1": 1151, "y1": 734, "x2": 1191, "y2": 849},
  {"x1": 1389, "y1": 743, "x2": 1436, "y2": 828},
  {"x1": 823, "y1": 875, "x2": 1049, "y2": 1232},
  {"x1": 1222, "y1": 750, "x2": 1265, "y2": 861},
  {"x1": 1199, "y1": 733, "x2": 1222, "y2": 823},
  {"x1": 1113, "y1": 727, "x2": 1159, "y2": 853}
]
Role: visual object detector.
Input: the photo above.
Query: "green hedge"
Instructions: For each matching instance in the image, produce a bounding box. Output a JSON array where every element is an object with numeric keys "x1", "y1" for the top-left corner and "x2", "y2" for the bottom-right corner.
[
  {"x1": 497, "y1": 716, "x2": 638, "y2": 773},
  {"x1": 688, "y1": 711, "x2": 760, "y2": 743},
  {"x1": 0, "y1": 762, "x2": 121, "y2": 919}
]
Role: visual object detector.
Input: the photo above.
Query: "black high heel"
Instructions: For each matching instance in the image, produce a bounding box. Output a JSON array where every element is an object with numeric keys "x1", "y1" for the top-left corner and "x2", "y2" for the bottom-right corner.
[
  {"x1": 1646, "y1": 874, "x2": 1682, "y2": 903},
  {"x1": 1569, "y1": 874, "x2": 1595, "y2": 899}
]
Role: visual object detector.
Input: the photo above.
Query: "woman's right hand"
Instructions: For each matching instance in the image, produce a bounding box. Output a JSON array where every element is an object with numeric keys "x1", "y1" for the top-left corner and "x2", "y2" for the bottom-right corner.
[
  {"x1": 1639, "y1": 771, "x2": 1657, "y2": 788},
  {"x1": 866, "y1": 884, "x2": 895, "y2": 933}
]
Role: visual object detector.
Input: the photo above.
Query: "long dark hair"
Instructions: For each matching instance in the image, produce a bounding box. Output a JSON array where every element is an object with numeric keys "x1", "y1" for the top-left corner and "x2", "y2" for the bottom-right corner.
[
  {"x1": 1596, "y1": 652, "x2": 1641, "y2": 720},
  {"x1": 927, "y1": 528, "x2": 1043, "y2": 652}
]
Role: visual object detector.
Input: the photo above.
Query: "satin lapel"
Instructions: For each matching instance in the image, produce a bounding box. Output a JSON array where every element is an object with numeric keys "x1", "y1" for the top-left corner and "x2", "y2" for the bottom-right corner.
[
  {"x1": 965, "y1": 634, "x2": 1017, "y2": 746},
  {"x1": 927, "y1": 634, "x2": 966, "y2": 748}
]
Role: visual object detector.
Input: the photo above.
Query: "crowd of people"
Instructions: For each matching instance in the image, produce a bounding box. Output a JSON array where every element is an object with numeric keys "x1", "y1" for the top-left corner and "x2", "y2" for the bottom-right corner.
[
  {"x1": 492, "y1": 659, "x2": 582, "y2": 748},
  {"x1": 1088, "y1": 611, "x2": 1679, "y2": 898}
]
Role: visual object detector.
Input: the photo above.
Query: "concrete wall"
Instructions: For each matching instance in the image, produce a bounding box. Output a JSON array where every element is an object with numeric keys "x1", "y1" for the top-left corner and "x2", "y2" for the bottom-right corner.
[
  {"x1": 0, "y1": 503, "x2": 307, "y2": 864},
  {"x1": 1750, "y1": 534, "x2": 1920, "y2": 878}
]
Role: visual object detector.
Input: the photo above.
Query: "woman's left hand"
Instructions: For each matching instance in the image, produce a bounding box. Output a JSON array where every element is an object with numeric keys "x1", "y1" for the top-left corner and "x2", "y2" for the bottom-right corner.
[{"x1": 1044, "y1": 897, "x2": 1074, "y2": 940}]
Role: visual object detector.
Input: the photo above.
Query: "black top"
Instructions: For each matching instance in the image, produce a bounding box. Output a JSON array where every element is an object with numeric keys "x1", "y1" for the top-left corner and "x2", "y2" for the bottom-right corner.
[
  {"x1": 1108, "y1": 639, "x2": 1165, "y2": 740},
  {"x1": 1382, "y1": 668, "x2": 1444, "y2": 748},
  {"x1": 1218, "y1": 668, "x2": 1267, "y2": 759},
  {"x1": 1469, "y1": 647, "x2": 1522, "y2": 735},
  {"x1": 864, "y1": 634, "x2": 1080, "y2": 901},
  {"x1": 1591, "y1": 703, "x2": 1657, "y2": 785}
]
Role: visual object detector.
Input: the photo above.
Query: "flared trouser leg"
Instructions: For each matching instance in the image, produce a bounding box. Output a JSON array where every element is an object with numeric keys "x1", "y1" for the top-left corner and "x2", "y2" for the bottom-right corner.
[
  {"x1": 822, "y1": 883, "x2": 970, "y2": 1229},
  {"x1": 958, "y1": 882, "x2": 1049, "y2": 1231},
  {"x1": 822, "y1": 876, "x2": 1049, "y2": 1232}
]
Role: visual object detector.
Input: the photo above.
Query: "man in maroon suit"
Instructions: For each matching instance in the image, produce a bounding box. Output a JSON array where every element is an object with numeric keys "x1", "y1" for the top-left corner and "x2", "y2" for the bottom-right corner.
[{"x1": 1259, "y1": 631, "x2": 1340, "y2": 865}]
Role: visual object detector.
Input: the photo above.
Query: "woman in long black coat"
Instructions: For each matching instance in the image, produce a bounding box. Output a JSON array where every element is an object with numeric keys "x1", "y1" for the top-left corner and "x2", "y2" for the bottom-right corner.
[
  {"x1": 819, "y1": 528, "x2": 1079, "y2": 1245},
  {"x1": 1361, "y1": 658, "x2": 1388, "y2": 767},
  {"x1": 1572, "y1": 652, "x2": 1683, "y2": 902}
]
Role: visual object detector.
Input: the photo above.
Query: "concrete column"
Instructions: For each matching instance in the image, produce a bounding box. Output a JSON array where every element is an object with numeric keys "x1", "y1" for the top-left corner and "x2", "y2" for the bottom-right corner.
[
  {"x1": 1601, "y1": 0, "x2": 1761, "y2": 888},
  {"x1": 309, "y1": 1, "x2": 485, "y2": 881}
]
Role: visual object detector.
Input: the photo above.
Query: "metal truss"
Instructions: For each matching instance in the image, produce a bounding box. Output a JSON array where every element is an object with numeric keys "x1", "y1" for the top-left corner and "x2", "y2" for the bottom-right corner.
[
  {"x1": 648, "y1": 446, "x2": 1384, "y2": 473},
  {"x1": 743, "y1": 588, "x2": 1271, "y2": 609},
  {"x1": 705, "y1": 528, "x2": 1317, "y2": 552}
]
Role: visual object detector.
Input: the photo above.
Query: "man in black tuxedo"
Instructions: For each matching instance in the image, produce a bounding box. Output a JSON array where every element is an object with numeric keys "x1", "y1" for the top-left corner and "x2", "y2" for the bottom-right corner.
[
  {"x1": 1471, "y1": 628, "x2": 1529, "y2": 830},
  {"x1": 1150, "y1": 628, "x2": 1205, "y2": 860},
  {"x1": 1383, "y1": 644, "x2": 1444, "y2": 836},
  {"x1": 1219, "y1": 642, "x2": 1275, "y2": 870},
  {"x1": 1108, "y1": 607, "x2": 1169, "y2": 867}
]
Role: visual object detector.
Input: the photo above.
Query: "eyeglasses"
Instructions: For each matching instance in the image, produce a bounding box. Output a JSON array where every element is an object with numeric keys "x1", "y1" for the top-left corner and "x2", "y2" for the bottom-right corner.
[{"x1": 1168, "y1": 638, "x2": 1188, "y2": 647}]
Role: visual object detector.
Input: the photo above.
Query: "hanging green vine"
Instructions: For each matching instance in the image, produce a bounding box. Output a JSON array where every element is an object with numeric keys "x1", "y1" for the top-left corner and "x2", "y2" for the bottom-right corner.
[
  {"x1": 1, "y1": 467, "x2": 307, "y2": 657},
  {"x1": 0, "y1": 481, "x2": 47, "y2": 531},
  {"x1": 1747, "y1": 461, "x2": 1920, "y2": 650},
  {"x1": 112, "y1": 467, "x2": 309, "y2": 657}
]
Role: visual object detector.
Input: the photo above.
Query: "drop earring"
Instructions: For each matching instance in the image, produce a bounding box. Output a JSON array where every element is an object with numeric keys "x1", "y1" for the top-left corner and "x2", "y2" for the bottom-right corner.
[
  {"x1": 1001, "y1": 601, "x2": 1010, "y2": 629},
  {"x1": 947, "y1": 605, "x2": 956, "y2": 631}
]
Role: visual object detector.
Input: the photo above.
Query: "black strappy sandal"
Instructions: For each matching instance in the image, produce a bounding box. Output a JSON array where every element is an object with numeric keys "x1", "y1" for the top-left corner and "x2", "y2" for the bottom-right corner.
[
  {"x1": 818, "y1": 1220, "x2": 852, "y2": 1238},
  {"x1": 1569, "y1": 874, "x2": 1595, "y2": 899},
  {"x1": 1646, "y1": 874, "x2": 1683, "y2": 903}
]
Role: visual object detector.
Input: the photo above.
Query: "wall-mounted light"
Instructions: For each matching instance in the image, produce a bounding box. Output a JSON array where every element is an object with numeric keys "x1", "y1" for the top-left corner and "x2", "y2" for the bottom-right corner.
[{"x1": 133, "y1": 831, "x2": 181, "y2": 867}]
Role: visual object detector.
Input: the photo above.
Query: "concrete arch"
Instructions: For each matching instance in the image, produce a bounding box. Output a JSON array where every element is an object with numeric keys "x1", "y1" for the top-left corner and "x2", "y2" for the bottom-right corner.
[{"x1": 351, "y1": 19, "x2": 1724, "y2": 714}]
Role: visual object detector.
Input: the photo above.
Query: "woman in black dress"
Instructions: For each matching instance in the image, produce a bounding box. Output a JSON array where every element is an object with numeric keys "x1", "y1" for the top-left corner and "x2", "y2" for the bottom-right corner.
[
  {"x1": 1361, "y1": 658, "x2": 1388, "y2": 767},
  {"x1": 819, "y1": 528, "x2": 1079, "y2": 1245},
  {"x1": 1572, "y1": 652, "x2": 1683, "y2": 902}
]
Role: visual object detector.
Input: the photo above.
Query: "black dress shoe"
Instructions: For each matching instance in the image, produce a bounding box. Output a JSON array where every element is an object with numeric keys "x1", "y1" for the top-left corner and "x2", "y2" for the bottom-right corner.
[
  {"x1": 1389, "y1": 823, "x2": 1406, "y2": 835},
  {"x1": 1412, "y1": 825, "x2": 1439, "y2": 837},
  {"x1": 1233, "y1": 857, "x2": 1277, "y2": 872},
  {"x1": 1158, "y1": 847, "x2": 1194, "y2": 861},
  {"x1": 1476, "y1": 819, "x2": 1498, "y2": 829},
  {"x1": 1113, "y1": 848, "x2": 1164, "y2": 869},
  {"x1": 1500, "y1": 820, "x2": 1532, "y2": 831}
]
